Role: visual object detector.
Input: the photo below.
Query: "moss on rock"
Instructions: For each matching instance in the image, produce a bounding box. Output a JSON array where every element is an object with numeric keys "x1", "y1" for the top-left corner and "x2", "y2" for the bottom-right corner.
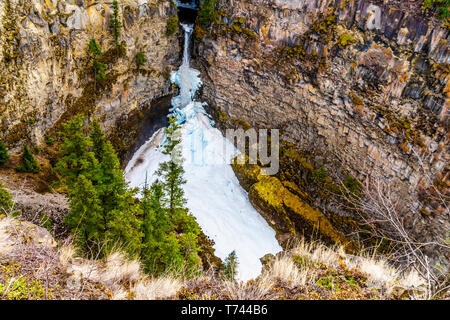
[{"x1": 233, "y1": 156, "x2": 355, "y2": 251}]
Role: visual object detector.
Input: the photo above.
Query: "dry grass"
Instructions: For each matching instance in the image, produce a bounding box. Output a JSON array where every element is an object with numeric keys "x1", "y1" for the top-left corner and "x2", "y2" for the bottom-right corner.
[
  {"x1": 262, "y1": 255, "x2": 309, "y2": 286},
  {"x1": 131, "y1": 276, "x2": 182, "y2": 300},
  {"x1": 0, "y1": 217, "x2": 14, "y2": 259},
  {"x1": 104, "y1": 252, "x2": 141, "y2": 285},
  {"x1": 286, "y1": 238, "x2": 427, "y2": 298},
  {"x1": 223, "y1": 280, "x2": 271, "y2": 300},
  {"x1": 0, "y1": 213, "x2": 433, "y2": 300}
]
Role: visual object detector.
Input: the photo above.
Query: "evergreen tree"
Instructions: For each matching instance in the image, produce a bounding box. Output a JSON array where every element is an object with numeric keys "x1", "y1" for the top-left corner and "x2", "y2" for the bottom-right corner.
[
  {"x1": 135, "y1": 52, "x2": 147, "y2": 73},
  {"x1": 88, "y1": 38, "x2": 102, "y2": 57},
  {"x1": 55, "y1": 114, "x2": 99, "y2": 188},
  {"x1": 140, "y1": 117, "x2": 202, "y2": 275},
  {"x1": 88, "y1": 38, "x2": 106, "y2": 88},
  {"x1": 223, "y1": 250, "x2": 239, "y2": 281},
  {"x1": 0, "y1": 142, "x2": 9, "y2": 165},
  {"x1": 157, "y1": 118, "x2": 187, "y2": 216},
  {"x1": 110, "y1": 0, "x2": 122, "y2": 45},
  {"x1": 140, "y1": 179, "x2": 182, "y2": 274},
  {"x1": 15, "y1": 145, "x2": 40, "y2": 173},
  {"x1": 57, "y1": 115, "x2": 142, "y2": 258},
  {"x1": 89, "y1": 119, "x2": 107, "y2": 164},
  {"x1": 66, "y1": 174, "x2": 104, "y2": 256}
]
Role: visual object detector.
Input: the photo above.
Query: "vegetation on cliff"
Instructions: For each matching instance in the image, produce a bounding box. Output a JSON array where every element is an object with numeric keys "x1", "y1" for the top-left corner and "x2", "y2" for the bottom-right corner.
[
  {"x1": 110, "y1": 0, "x2": 123, "y2": 46},
  {"x1": 53, "y1": 115, "x2": 207, "y2": 277},
  {"x1": 422, "y1": 0, "x2": 450, "y2": 17},
  {"x1": 15, "y1": 146, "x2": 40, "y2": 174},
  {"x1": 140, "y1": 118, "x2": 202, "y2": 275},
  {"x1": 55, "y1": 115, "x2": 142, "y2": 258},
  {"x1": 166, "y1": 15, "x2": 179, "y2": 36},
  {"x1": 0, "y1": 142, "x2": 9, "y2": 165},
  {"x1": 2, "y1": 205, "x2": 435, "y2": 300}
]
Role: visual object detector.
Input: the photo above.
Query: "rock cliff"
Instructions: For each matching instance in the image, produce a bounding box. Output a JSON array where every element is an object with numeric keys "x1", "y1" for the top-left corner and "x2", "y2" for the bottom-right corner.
[
  {"x1": 0, "y1": 0, "x2": 180, "y2": 158},
  {"x1": 194, "y1": 0, "x2": 449, "y2": 260}
]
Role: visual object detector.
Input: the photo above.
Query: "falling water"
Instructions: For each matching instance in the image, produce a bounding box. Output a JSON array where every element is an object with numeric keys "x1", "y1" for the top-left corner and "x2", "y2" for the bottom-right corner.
[{"x1": 125, "y1": 24, "x2": 282, "y2": 281}]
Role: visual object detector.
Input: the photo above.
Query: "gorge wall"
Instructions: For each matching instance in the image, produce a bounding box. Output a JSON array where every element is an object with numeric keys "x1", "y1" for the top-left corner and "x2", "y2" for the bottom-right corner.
[
  {"x1": 0, "y1": 0, "x2": 180, "y2": 158},
  {"x1": 194, "y1": 0, "x2": 449, "y2": 261},
  {"x1": 0, "y1": 0, "x2": 448, "y2": 270}
]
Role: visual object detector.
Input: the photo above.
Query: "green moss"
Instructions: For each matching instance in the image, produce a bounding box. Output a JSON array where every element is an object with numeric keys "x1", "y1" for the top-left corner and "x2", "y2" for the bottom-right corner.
[
  {"x1": 350, "y1": 94, "x2": 364, "y2": 106},
  {"x1": 369, "y1": 105, "x2": 425, "y2": 148},
  {"x1": 316, "y1": 274, "x2": 340, "y2": 292},
  {"x1": 281, "y1": 148, "x2": 314, "y2": 173},
  {"x1": 194, "y1": 24, "x2": 207, "y2": 41},
  {"x1": 0, "y1": 263, "x2": 50, "y2": 300},
  {"x1": 216, "y1": 109, "x2": 228, "y2": 122},
  {"x1": 338, "y1": 33, "x2": 357, "y2": 48},
  {"x1": 342, "y1": 175, "x2": 362, "y2": 196},
  {"x1": 311, "y1": 166, "x2": 327, "y2": 185},
  {"x1": 251, "y1": 175, "x2": 354, "y2": 249},
  {"x1": 221, "y1": 23, "x2": 258, "y2": 39}
]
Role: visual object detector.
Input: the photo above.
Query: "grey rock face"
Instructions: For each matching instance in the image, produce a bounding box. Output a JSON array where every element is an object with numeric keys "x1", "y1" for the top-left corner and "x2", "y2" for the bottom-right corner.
[
  {"x1": 195, "y1": 0, "x2": 449, "y2": 260},
  {"x1": 0, "y1": 0, "x2": 180, "y2": 152}
]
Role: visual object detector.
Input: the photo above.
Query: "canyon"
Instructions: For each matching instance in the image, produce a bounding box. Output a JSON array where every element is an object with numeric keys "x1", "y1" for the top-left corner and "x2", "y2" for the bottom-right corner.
[{"x1": 0, "y1": 0, "x2": 449, "y2": 280}]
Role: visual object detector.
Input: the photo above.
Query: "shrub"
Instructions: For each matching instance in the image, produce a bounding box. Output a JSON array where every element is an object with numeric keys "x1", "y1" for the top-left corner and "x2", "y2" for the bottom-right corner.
[
  {"x1": 198, "y1": 0, "x2": 217, "y2": 26},
  {"x1": 343, "y1": 175, "x2": 362, "y2": 196},
  {"x1": 0, "y1": 142, "x2": 9, "y2": 165},
  {"x1": 136, "y1": 51, "x2": 147, "y2": 72},
  {"x1": 44, "y1": 135, "x2": 55, "y2": 146},
  {"x1": 166, "y1": 16, "x2": 179, "y2": 36},
  {"x1": 422, "y1": 0, "x2": 450, "y2": 18},
  {"x1": 15, "y1": 146, "x2": 40, "y2": 173},
  {"x1": 311, "y1": 166, "x2": 327, "y2": 185},
  {"x1": 0, "y1": 183, "x2": 14, "y2": 214}
]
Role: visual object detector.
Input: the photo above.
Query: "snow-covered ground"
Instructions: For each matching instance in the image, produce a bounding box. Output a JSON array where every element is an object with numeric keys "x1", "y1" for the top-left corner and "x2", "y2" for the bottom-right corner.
[{"x1": 125, "y1": 24, "x2": 282, "y2": 281}]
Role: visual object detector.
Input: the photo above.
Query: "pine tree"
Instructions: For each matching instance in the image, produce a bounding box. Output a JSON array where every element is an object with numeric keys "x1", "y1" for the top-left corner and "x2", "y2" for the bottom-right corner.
[
  {"x1": 88, "y1": 38, "x2": 102, "y2": 57},
  {"x1": 0, "y1": 142, "x2": 9, "y2": 165},
  {"x1": 88, "y1": 38, "x2": 106, "y2": 89},
  {"x1": 142, "y1": 117, "x2": 202, "y2": 274},
  {"x1": 110, "y1": 0, "x2": 122, "y2": 45},
  {"x1": 157, "y1": 118, "x2": 187, "y2": 217},
  {"x1": 140, "y1": 179, "x2": 183, "y2": 274},
  {"x1": 135, "y1": 52, "x2": 147, "y2": 73},
  {"x1": 15, "y1": 145, "x2": 40, "y2": 173},
  {"x1": 66, "y1": 174, "x2": 104, "y2": 256},
  {"x1": 89, "y1": 119, "x2": 107, "y2": 165},
  {"x1": 57, "y1": 115, "x2": 142, "y2": 258},
  {"x1": 55, "y1": 114, "x2": 99, "y2": 188},
  {"x1": 223, "y1": 250, "x2": 239, "y2": 281}
]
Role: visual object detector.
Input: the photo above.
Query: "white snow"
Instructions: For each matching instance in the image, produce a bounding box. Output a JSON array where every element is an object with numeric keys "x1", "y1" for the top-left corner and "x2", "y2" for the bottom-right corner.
[{"x1": 125, "y1": 24, "x2": 282, "y2": 281}]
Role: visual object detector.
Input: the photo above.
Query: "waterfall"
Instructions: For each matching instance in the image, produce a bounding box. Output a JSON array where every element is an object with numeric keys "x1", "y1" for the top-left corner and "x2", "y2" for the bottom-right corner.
[{"x1": 125, "y1": 24, "x2": 282, "y2": 281}]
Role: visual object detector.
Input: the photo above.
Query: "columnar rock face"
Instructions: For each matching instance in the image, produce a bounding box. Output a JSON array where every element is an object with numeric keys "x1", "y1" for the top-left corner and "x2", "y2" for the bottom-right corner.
[
  {"x1": 195, "y1": 0, "x2": 449, "y2": 258},
  {"x1": 0, "y1": 0, "x2": 180, "y2": 153}
]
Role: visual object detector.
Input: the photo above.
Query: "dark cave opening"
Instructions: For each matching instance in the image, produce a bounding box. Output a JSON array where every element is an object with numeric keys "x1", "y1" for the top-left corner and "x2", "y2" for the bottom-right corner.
[{"x1": 177, "y1": 0, "x2": 199, "y2": 24}]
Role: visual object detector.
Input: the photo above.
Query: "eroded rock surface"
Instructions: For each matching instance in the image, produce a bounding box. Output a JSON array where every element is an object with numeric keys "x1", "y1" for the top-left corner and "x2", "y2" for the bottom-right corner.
[
  {"x1": 0, "y1": 0, "x2": 180, "y2": 155},
  {"x1": 195, "y1": 0, "x2": 449, "y2": 262}
]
